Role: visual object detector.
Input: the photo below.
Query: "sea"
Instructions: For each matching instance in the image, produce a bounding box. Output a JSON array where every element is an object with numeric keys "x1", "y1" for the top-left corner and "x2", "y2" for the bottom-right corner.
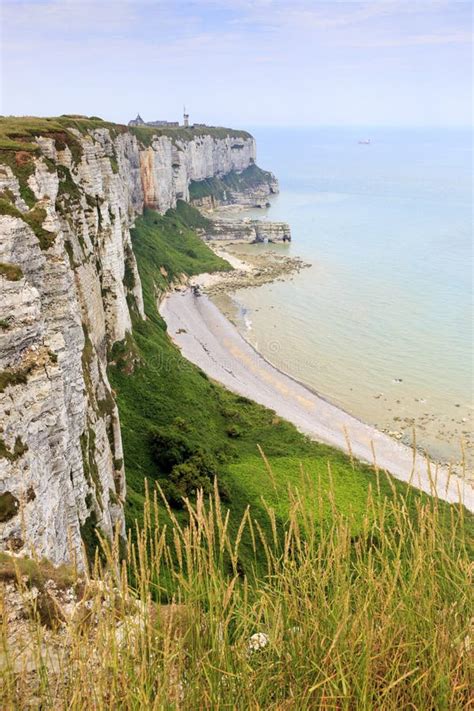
[{"x1": 217, "y1": 126, "x2": 473, "y2": 469}]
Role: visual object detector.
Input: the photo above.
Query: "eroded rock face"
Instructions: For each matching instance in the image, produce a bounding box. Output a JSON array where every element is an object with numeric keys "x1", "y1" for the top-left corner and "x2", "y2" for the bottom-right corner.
[
  {"x1": 0, "y1": 123, "x2": 272, "y2": 565},
  {"x1": 0, "y1": 142, "x2": 131, "y2": 565},
  {"x1": 140, "y1": 134, "x2": 259, "y2": 210},
  {"x1": 209, "y1": 219, "x2": 292, "y2": 243}
]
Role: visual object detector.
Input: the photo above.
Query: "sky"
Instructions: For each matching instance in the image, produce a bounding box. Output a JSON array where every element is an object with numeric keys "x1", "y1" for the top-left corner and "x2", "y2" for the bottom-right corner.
[{"x1": 0, "y1": 0, "x2": 472, "y2": 127}]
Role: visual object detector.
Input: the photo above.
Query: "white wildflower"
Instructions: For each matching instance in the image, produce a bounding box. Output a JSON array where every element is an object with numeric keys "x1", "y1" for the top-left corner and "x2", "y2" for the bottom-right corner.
[{"x1": 247, "y1": 632, "x2": 269, "y2": 653}]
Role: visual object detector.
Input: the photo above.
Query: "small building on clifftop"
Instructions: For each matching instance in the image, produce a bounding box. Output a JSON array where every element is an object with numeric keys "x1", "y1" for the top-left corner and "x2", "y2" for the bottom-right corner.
[
  {"x1": 128, "y1": 113, "x2": 145, "y2": 126},
  {"x1": 128, "y1": 113, "x2": 179, "y2": 128}
]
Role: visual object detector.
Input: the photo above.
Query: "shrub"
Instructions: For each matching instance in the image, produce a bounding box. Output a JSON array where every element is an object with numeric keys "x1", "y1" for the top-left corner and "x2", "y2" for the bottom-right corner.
[
  {"x1": 169, "y1": 457, "x2": 213, "y2": 497},
  {"x1": 149, "y1": 429, "x2": 196, "y2": 473},
  {"x1": 226, "y1": 425, "x2": 242, "y2": 439},
  {"x1": 0, "y1": 366, "x2": 30, "y2": 393},
  {"x1": 159, "y1": 480, "x2": 185, "y2": 509},
  {"x1": 150, "y1": 430, "x2": 223, "y2": 501},
  {"x1": 0, "y1": 492, "x2": 19, "y2": 522},
  {"x1": 173, "y1": 417, "x2": 191, "y2": 432}
]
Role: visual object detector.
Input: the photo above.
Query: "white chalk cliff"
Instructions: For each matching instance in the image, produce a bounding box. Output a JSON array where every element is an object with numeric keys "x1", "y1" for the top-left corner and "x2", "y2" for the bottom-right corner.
[{"x1": 0, "y1": 120, "x2": 277, "y2": 564}]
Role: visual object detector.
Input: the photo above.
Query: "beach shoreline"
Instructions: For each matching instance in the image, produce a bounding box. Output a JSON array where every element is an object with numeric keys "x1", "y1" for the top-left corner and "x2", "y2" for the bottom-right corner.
[
  {"x1": 191, "y1": 240, "x2": 309, "y2": 295},
  {"x1": 159, "y1": 249, "x2": 473, "y2": 511},
  {"x1": 198, "y1": 235, "x2": 472, "y2": 469}
]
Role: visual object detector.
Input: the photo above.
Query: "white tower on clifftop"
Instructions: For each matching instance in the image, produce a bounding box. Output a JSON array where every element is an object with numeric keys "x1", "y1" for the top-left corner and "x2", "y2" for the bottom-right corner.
[{"x1": 183, "y1": 106, "x2": 189, "y2": 128}]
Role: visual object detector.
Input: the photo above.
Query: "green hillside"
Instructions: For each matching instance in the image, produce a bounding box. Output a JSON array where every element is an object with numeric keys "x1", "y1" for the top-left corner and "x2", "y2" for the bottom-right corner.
[{"x1": 108, "y1": 202, "x2": 465, "y2": 580}]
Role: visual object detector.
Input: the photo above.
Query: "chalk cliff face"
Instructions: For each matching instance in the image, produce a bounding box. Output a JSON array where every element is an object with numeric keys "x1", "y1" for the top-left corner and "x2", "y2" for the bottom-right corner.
[
  {"x1": 139, "y1": 133, "x2": 258, "y2": 211},
  {"x1": 0, "y1": 119, "x2": 274, "y2": 565},
  {"x1": 209, "y1": 219, "x2": 291, "y2": 243}
]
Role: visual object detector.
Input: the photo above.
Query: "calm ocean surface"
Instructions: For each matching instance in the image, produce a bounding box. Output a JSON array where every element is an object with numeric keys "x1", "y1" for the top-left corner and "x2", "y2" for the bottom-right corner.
[{"x1": 221, "y1": 126, "x2": 473, "y2": 467}]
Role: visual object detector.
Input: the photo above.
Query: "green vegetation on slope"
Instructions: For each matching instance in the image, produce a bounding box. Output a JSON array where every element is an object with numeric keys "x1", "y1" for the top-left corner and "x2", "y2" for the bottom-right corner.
[
  {"x1": 0, "y1": 198, "x2": 56, "y2": 249},
  {"x1": 0, "y1": 116, "x2": 92, "y2": 155},
  {"x1": 2, "y1": 485, "x2": 472, "y2": 709},
  {"x1": 128, "y1": 123, "x2": 251, "y2": 146},
  {"x1": 0, "y1": 115, "x2": 251, "y2": 153},
  {"x1": 108, "y1": 202, "x2": 455, "y2": 579},
  {"x1": 189, "y1": 163, "x2": 275, "y2": 202}
]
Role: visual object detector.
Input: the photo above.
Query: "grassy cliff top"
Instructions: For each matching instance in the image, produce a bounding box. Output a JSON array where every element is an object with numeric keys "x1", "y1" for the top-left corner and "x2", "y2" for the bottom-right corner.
[{"x1": 0, "y1": 115, "x2": 252, "y2": 152}]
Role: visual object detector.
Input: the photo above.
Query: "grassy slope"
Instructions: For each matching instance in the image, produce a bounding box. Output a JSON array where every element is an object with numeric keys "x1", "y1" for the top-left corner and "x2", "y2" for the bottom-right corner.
[
  {"x1": 108, "y1": 203, "x2": 465, "y2": 578},
  {"x1": 0, "y1": 115, "x2": 125, "y2": 152},
  {"x1": 3, "y1": 485, "x2": 472, "y2": 709}
]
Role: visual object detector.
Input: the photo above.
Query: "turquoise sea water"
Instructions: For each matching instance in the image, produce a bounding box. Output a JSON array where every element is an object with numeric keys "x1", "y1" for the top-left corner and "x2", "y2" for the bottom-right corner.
[{"x1": 223, "y1": 127, "x2": 473, "y2": 467}]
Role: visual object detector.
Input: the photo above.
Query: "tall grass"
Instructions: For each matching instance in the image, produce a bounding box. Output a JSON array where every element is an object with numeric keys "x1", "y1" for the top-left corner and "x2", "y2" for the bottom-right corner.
[{"x1": 1, "y1": 469, "x2": 472, "y2": 710}]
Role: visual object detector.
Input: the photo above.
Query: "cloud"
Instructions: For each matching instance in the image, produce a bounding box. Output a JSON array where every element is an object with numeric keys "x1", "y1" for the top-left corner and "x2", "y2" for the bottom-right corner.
[
  {"x1": 3, "y1": 0, "x2": 471, "y2": 46},
  {"x1": 2, "y1": 0, "x2": 140, "y2": 36},
  {"x1": 2, "y1": 0, "x2": 471, "y2": 126}
]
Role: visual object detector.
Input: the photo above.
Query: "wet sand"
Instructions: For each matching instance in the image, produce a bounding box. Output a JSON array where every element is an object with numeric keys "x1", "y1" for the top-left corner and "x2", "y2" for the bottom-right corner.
[{"x1": 160, "y1": 287, "x2": 473, "y2": 512}]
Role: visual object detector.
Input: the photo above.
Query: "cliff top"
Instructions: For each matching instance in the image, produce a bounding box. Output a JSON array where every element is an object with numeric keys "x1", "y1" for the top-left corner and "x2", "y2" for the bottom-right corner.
[{"x1": 0, "y1": 115, "x2": 252, "y2": 152}]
